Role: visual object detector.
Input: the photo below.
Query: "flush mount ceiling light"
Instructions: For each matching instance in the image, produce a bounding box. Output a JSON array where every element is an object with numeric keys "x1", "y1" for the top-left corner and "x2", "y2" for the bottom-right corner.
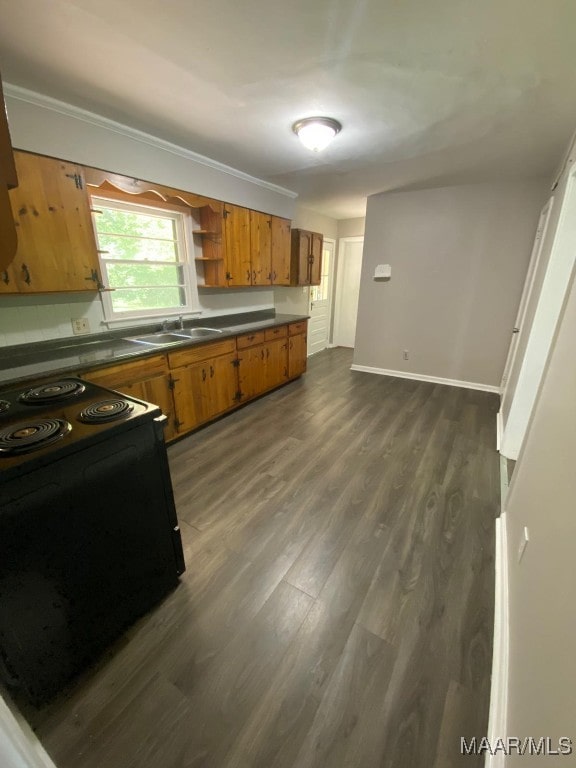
[{"x1": 292, "y1": 117, "x2": 342, "y2": 152}]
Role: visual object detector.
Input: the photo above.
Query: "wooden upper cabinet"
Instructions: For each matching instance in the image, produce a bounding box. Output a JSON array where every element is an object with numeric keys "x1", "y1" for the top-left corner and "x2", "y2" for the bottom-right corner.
[
  {"x1": 270, "y1": 216, "x2": 291, "y2": 285},
  {"x1": 0, "y1": 74, "x2": 18, "y2": 272},
  {"x1": 290, "y1": 228, "x2": 323, "y2": 286},
  {"x1": 2, "y1": 152, "x2": 102, "y2": 294},
  {"x1": 223, "y1": 204, "x2": 251, "y2": 286},
  {"x1": 250, "y1": 210, "x2": 272, "y2": 285},
  {"x1": 309, "y1": 232, "x2": 323, "y2": 285}
]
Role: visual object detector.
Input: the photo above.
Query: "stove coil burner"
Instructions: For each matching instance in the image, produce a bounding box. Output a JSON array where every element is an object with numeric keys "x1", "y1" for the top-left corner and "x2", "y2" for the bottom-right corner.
[
  {"x1": 0, "y1": 400, "x2": 10, "y2": 414},
  {"x1": 0, "y1": 418, "x2": 71, "y2": 455},
  {"x1": 20, "y1": 380, "x2": 86, "y2": 405},
  {"x1": 79, "y1": 399, "x2": 134, "y2": 424}
]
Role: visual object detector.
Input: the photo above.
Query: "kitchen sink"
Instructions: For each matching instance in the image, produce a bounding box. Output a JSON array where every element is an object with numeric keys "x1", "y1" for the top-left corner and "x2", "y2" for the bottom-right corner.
[
  {"x1": 172, "y1": 327, "x2": 223, "y2": 339},
  {"x1": 125, "y1": 332, "x2": 191, "y2": 346},
  {"x1": 124, "y1": 327, "x2": 224, "y2": 346}
]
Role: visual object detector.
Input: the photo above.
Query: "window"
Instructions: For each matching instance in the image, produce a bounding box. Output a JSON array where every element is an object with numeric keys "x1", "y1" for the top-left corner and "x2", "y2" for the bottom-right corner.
[{"x1": 91, "y1": 196, "x2": 197, "y2": 319}]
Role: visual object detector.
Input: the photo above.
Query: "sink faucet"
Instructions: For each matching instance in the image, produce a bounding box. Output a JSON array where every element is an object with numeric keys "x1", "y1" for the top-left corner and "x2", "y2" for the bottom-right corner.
[{"x1": 177, "y1": 315, "x2": 184, "y2": 330}]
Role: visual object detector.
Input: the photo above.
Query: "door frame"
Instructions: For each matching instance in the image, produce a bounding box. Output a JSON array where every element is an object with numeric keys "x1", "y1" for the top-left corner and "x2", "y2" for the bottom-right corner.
[
  {"x1": 500, "y1": 197, "x2": 554, "y2": 394},
  {"x1": 308, "y1": 237, "x2": 335, "y2": 355},
  {"x1": 500, "y1": 167, "x2": 576, "y2": 460},
  {"x1": 332, "y1": 236, "x2": 364, "y2": 348}
]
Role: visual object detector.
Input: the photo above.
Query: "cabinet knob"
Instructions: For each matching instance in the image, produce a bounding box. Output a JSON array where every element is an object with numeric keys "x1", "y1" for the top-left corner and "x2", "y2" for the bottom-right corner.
[
  {"x1": 1, "y1": 270, "x2": 9, "y2": 285},
  {"x1": 21, "y1": 263, "x2": 31, "y2": 285}
]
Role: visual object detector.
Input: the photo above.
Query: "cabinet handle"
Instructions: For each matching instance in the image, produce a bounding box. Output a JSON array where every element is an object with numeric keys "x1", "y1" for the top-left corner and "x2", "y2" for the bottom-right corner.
[
  {"x1": 252, "y1": 270, "x2": 256, "y2": 283},
  {"x1": 246, "y1": 269, "x2": 251, "y2": 282},
  {"x1": 261, "y1": 349, "x2": 264, "y2": 360},
  {"x1": 1, "y1": 270, "x2": 9, "y2": 285},
  {"x1": 21, "y1": 263, "x2": 31, "y2": 285},
  {"x1": 210, "y1": 365, "x2": 214, "y2": 378},
  {"x1": 266, "y1": 348, "x2": 270, "y2": 359},
  {"x1": 202, "y1": 368, "x2": 207, "y2": 382},
  {"x1": 272, "y1": 271, "x2": 277, "y2": 281}
]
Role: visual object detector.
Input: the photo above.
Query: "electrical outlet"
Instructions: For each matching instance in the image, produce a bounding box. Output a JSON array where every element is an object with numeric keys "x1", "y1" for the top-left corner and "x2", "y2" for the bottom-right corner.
[
  {"x1": 403, "y1": 350, "x2": 409, "y2": 360},
  {"x1": 518, "y1": 526, "x2": 529, "y2": 563},
  {"x1": 71, "y1": 318, "x2": 90, "y2": 335}
]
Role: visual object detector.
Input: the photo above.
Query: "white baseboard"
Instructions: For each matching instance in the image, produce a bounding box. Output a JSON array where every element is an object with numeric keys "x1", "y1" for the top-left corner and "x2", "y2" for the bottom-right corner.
[
  {"x1": 349, "y1": 364, "x2": 500, "y2": 394},
  {"x1": 485, "y1": 512, "x2": 509, "y2": 768}
]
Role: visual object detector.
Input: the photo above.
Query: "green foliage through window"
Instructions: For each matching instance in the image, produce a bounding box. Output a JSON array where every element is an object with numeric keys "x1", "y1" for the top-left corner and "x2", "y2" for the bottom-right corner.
[{"x1": 92, "y1": 197, "x2": 192, "y2": 316}]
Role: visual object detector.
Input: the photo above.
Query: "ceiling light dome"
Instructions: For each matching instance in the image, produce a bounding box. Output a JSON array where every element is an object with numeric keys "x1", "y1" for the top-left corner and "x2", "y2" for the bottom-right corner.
[{"x1": 292, "y1": 117, "x2": 342, "y2": 152}]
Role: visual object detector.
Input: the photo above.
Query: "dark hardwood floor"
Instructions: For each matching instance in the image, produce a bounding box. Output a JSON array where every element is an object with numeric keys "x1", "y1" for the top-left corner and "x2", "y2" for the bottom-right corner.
[{"x1": 27, "y1": 348, "x2": 500, "y2": 768}]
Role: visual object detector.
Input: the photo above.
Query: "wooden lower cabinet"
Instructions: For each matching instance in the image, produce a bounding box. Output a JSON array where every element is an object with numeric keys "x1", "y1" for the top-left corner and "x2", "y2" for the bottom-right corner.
[
  {"x1": 81, "y1": 354, "x2": 176, "y2": 441},
  {"x1": 288, "y1": 332, "x2": 307, "y2": 379},
  {"x1": 264, "y1": 337, "x2": 288, "y2": 389},
  {"x1": 79, "y1": 322, "x2": 306, "y2": 442},
  {"x1": 171, "y1": 350, "x2": 239, "y2": 433},
  {"x1": 238, "y1": 335, "x2": 288, "y2": 401}
]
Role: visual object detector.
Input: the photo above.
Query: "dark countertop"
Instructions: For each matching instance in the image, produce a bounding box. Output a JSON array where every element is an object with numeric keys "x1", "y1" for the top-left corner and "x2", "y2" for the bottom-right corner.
[{"x1": 0, "y1": 311, "x2": 309, "y2": 388}]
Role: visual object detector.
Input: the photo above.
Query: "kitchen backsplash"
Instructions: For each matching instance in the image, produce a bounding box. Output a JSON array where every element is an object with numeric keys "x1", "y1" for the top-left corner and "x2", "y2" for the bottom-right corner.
[{"x1": 0, "y1": 289, "x2": 276, "y2": 347}]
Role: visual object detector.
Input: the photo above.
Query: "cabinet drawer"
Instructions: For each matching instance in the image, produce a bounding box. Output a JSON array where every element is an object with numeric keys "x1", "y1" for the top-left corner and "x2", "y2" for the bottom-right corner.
[
  {"x1": 288, "y1": 321, "x2": 307, "y2": 336},
  {"x1": 81, "y1": 353, "x2": 168, "y2": 387},
  {"x1": 264, "y1": 325, "x2": 287, "y2": 341},
  {"x1": 237, "y1": 330, "x2": 266, "y2": 349},
  {"x1": 168, "y1": 338, "x2": 236, "y2": 369}
]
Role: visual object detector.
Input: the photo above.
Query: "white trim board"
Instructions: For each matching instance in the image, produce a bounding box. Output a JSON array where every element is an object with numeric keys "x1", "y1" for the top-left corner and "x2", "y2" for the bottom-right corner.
[
  {"x1": 485, "y1": 511, "x2": 509, "y2": 768},
  {"x1": 350, "y1": 364, "x2": 500, "y2": 393},
  {"x1": 4, "y1": 84, "x2": 298, "y2": 200}
]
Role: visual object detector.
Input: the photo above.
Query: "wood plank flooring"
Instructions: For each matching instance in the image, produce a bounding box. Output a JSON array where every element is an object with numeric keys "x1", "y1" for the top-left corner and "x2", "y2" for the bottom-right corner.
[{"x1": 24, "y1": 348, "x2": 500, "y2": 768}]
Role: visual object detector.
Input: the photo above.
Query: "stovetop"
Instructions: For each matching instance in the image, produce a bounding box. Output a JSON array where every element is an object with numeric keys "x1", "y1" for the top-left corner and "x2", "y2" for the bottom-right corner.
[{"x1": 0, "y1": 378, "x2": 161, "y2": 476}]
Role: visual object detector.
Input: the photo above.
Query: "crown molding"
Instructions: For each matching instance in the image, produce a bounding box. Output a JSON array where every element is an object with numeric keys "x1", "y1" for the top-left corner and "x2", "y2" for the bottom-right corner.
[{"x1": 4, "y1": 83, "x2": 298, "y2": 200}]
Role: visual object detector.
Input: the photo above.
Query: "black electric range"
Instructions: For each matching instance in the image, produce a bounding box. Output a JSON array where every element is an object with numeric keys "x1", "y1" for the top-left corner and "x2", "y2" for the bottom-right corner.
[{"x1": 0, "y1": 378, "x2": 185, "y2": 705}]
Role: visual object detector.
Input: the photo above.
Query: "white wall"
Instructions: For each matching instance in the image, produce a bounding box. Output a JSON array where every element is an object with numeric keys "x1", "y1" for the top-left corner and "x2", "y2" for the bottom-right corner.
[
  {"x1": 337, "y1": 217, "x2": 365, "y2": 239},
  {"x1": 353, "y1": 181, "x2": 547, "y2": 388},
  {"x1": 0, "y1": 87, "x2": 298, "y2": 346}
]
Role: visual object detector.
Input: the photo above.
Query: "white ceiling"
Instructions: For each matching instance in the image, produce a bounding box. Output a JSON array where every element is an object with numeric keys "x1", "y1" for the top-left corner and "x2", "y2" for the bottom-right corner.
[{"x1": 1, "y1": 0, "x2": 575, "y2": 219}]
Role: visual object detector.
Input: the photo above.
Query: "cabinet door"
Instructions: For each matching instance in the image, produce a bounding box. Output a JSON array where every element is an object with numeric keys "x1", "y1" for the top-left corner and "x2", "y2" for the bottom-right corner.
[
  {"x1": 209, "y1": 351, "x2": 240, "y2": 416},
  {"x1": 172, "y1": 361, "x2": 212, "y2": 432},
  {"x1": 238, "y1": 344, "x2": 266, "y2": 401},
  {"x1": 297, "y1": 230, "x2": 312, "y2": 286},
  {"x1": 264, "y1": 337, "x2": 288, "y2": 390},
  {"x1": 250, "y1": 210, "x2": 272, "y2": 285},
  {"x1": 173, "y1": 351, "x2": 238, "y2": 432},
  {"x1": 120, "y1": 376, "x2": 177, "y2": 442},
  {"x1": 309, "y1": 233, "x2": 323, "y2": 286},
  {"x1": 271, "y1": 216, "x2": 291, "y2": 285},
  {"x1": 288, "y1": 332, "x2": 308, "y2": 378},
  {"x1": 223, "y1": 204, "x2": 251, "y2": 286},
  {"x1": 4, "y1": 152, "x2": 101, "y2": 294}
]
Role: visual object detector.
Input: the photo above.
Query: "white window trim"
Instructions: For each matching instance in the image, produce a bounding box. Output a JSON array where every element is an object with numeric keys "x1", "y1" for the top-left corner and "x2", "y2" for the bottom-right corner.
[{"x1": 91, "y1": 195, "x2": 200, "y2": 322}]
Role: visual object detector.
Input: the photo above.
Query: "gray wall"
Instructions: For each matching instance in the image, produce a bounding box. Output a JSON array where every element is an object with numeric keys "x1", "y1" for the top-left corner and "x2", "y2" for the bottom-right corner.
[
  {"x1": 353, "y1": 181, "x2": 547, "y2": 388},
  {"x1": 504, "y1": 255, "x2": 576, "y2": 764}
]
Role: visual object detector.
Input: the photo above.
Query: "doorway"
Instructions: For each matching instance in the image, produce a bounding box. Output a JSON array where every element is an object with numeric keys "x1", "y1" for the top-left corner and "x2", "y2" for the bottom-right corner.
[
  {"x1": 500, "y1": 168, "x2": 576, "y2": 460},
  {"x1": 308, "y1": 238, "x2": 334, "y2": 356},
  {"x1": 333, "y1": 237, "x2": 364, "y2": 348}
]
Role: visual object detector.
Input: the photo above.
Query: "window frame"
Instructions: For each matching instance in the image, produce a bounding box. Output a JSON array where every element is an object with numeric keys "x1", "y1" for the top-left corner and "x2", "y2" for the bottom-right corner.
[{"x1": 91, "y1": 194, "x2": 199, "y2": 322}]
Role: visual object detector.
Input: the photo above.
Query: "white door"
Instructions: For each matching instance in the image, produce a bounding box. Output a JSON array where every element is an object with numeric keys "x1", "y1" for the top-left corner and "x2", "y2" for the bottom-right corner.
[
  {"x1": 500, "y1": 168, "x2": 576, "y2": 460},
  {"x1": 333, "y1": 237, "x2": 364, "y2": 348},
  {"x1": 308, "y1": 238, "x2": 334, "y2": 355},
  {"x1": 500, "y1": 198, "x2": 553, "y2": 394}
]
